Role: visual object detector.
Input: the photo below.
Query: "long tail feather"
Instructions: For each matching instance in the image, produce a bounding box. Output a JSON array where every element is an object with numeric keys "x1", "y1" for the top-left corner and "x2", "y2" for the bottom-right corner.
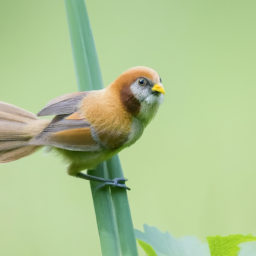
[
  {"x1": 0, "y1": 102, "x2": 37, "y2": 121},
  {"x1": 0, "y1": 146, "x2": 39, "y2": 163},
  {"x1": 0, "y1": 101, "x2": 50, "y2": 162}
]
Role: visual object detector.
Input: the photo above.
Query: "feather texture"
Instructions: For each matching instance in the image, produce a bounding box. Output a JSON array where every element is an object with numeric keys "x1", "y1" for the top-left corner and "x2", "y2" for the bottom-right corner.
[
  {"x1": 31, "y1": 113, "x2": 99, "y2": 151},
  {"x1": 42, "y1": 114, "x2": 90, "y2": 133},
  {"x1": 0, "y1": 102, "x2": 37, "y2": 121},
  {"x1": 0, "y1": 120, "x2": 50, "y2": 140},
  {"x1": 0, "y1": 146, "x2": 39, "y2": 163},
  {"x1": 37, "y1": 91, "x2": 88, "y2": 116},
  {"x1": 48, "y1": 127, "x2": 99, "y2": 151},
  {"x1": 0, "y1": 66, "x2": 164, "y2": 173},
  {"x1": 79, "y1": 90, "x2": 133, "y2": 149},
  {"x1": 0, "y1": 102, "x2": 49, "y2": 162}
]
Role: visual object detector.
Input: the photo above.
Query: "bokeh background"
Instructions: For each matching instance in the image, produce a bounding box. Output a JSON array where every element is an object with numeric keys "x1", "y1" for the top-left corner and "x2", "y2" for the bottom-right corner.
[{"x1": 0, "y1": 0, "x2": 256, "y2": 255}]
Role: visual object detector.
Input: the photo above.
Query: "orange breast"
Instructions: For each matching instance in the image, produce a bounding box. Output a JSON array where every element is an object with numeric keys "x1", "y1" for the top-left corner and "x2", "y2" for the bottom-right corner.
[{"x1": 79, "y1": 90, "x2": 133, "y2": 149}]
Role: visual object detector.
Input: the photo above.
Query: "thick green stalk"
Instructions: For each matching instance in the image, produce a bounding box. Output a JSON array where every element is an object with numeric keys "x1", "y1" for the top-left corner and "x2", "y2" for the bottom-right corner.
[
  {"x1": 64, "y1": 0, "x2": 93, "y2": 90},
  {"x1": 88, "y1": 163, "x2": 121, "y2": 256},
  {"x1": 107, "y1": 156, "x2": 138, "y2": 256},
  {"x1": 64, "y1": 0, "x2": 138, "y2": 255},
  {"x1": 65, "y1": 0, "x2": 103, "y2": 90},
  {"x1": 64, "y1": 1, "x2": 120, "y2": 255}
]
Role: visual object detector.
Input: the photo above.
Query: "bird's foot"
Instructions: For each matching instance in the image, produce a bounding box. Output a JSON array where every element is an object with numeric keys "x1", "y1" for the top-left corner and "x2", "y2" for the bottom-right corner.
[
  {"x1": 75, "y1": 172, "x2": 130, "y2": 190},
  {"x1": 95, "y1": 177, "x2": 130, "y2": 191}
]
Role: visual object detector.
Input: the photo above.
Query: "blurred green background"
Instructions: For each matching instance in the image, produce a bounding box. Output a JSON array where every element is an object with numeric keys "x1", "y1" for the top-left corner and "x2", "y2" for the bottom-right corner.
[{"x1": 0, "y1": 0, "x2": 256, "y2": 255}]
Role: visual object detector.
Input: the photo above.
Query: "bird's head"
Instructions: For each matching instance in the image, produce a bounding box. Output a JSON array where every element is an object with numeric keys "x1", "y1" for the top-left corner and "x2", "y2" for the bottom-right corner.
[{"x1": 109, "y1": 66, "x2": 165, "y2": 126}]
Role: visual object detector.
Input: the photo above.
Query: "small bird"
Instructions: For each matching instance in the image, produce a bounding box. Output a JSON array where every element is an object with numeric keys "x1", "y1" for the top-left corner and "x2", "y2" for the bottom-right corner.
[{"x1": 0, "y1": 66, "x2": 165, "y2": 189}]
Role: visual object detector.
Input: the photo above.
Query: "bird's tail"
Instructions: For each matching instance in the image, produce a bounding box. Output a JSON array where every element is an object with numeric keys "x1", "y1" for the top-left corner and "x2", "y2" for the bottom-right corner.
[{"x1": 0, "y1": 101, "x2": 50, "y2": 163}]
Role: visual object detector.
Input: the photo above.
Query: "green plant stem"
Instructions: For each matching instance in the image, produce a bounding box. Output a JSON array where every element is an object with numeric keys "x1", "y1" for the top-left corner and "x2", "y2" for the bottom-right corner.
[
  {"x1": 64, "y1": 0, "x2": 103, "y2": 90},
  {"x1": 64, "y1": 0, "x2": 138, "y2": 255},
  {"x1": 89, "y1": 163, "x2": 121, "y2": 256},
  {"x1": 107, "y1": 156, "x2": 138, "y2": 256},
  {"x1": 64, "y1": 0, "x2": 93, "y2": 90},
  {"x1": 64, "y1": 1, "x2": 121, "y2": 255}
]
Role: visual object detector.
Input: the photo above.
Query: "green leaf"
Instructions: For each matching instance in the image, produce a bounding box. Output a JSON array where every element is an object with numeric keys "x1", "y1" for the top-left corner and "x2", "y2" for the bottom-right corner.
[
  {"x1": 207, "y1": 234, "x2": 256, "y2": 256},
  {"x1": 135, "y1": 224, "x2": 210, "y2": 256},
  {"x1": 137, "y1": 239, "x2": 158, "y2": 256}
]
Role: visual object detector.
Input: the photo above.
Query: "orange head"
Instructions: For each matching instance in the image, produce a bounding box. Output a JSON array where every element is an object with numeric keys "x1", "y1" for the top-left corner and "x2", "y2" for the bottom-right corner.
[{"x1": 108, "y1": 66, "x2": 165, "y2": 126}]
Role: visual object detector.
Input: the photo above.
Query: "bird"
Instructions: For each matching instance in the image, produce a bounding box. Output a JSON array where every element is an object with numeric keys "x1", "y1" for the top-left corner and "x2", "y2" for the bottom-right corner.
[{"x1": 0, "y1": 66, "x2": 165, "y2": 189}]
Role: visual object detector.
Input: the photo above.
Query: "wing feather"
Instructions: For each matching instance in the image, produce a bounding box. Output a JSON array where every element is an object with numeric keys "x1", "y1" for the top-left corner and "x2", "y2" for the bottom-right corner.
[
  {"x1": 32, "y1": 112, "x2": 101, "y2": 152},
  {"x1": 37, "y1": 91, "x2": 88, "y2": 116},
  {"x1": 49, "y1": 127, "x2": 98, "y2": 151}
]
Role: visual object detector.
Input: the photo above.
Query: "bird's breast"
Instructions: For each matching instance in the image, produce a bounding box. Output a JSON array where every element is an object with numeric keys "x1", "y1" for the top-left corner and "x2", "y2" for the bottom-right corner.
[
  {"x1": 123, "y1": 117, "x2": 144, "y2": 147},
  {"x1": 80, "y1": 91, "x2": 134, "y2": 150}
]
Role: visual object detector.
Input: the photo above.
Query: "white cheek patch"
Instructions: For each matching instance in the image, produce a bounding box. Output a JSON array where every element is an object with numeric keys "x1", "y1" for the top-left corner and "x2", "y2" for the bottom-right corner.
[
  {"x1": 130, "y1": 81, "x2": 164, "y2": 105},
  {"x1": 130, "y1": 82, "x2": 148, "y2": 101},
  {"x1": 145, "y1": 93, "x2": 164, "y2": 105},
  {"x1": 130, "y1": 81, "x2": 164, "y2": 126},
  {"x1": 158, "y1": 93, "x2": 164, "y2": 104}
]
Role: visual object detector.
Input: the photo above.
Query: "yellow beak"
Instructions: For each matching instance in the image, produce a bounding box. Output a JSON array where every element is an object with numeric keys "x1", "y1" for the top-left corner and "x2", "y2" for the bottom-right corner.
[{"x1": 152, "y1": 84, "x2": 165, "y2": 95}]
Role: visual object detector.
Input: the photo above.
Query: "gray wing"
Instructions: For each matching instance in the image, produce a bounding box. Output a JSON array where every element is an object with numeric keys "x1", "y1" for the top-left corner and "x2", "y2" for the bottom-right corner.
[
  {"x1": 35, "y1": 91, "x2": 103, "y2": 151},
  {"x1": 37, "y1": 91, "x2": 88, "y2": 116}
]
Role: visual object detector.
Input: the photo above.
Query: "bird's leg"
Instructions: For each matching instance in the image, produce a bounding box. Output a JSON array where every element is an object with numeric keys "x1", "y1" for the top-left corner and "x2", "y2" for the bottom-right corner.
[
  {"x1": 76, "y1": 172, "x2": 112, "y2": 183},
  {"x1": 95, "y1": 177, "x2": 130, "y2": 191},
  {"x1": 75, "y1": 172, "x2": 130, "y2": 190}
]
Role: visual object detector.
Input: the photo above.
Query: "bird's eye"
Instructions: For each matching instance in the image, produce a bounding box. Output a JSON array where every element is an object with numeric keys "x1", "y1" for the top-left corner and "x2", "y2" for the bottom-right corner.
[
  {"x1": 138, "y1": 79, "x2": 145, "y2": 85},
  {"x1": 160, "y1": 77, "x2": 162, "y2": 83}
]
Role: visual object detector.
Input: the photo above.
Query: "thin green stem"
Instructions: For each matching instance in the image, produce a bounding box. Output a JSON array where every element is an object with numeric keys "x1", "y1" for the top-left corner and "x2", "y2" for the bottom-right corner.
[
  {"x1": 89, "y1": 163, "x2": 121, "y2": 256},
  {"x1": 64, "y1": 0, "x2": 138, "y2": 255},
  {"x1": 64, "y1": 0, "x2": 93, "y2": 91},
  {"x1": 64, "y1": 0, "x2": 121, "y2": 255},
  {"x1": 107, "y1": 156, "x2": 138, "y2": 256}
]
